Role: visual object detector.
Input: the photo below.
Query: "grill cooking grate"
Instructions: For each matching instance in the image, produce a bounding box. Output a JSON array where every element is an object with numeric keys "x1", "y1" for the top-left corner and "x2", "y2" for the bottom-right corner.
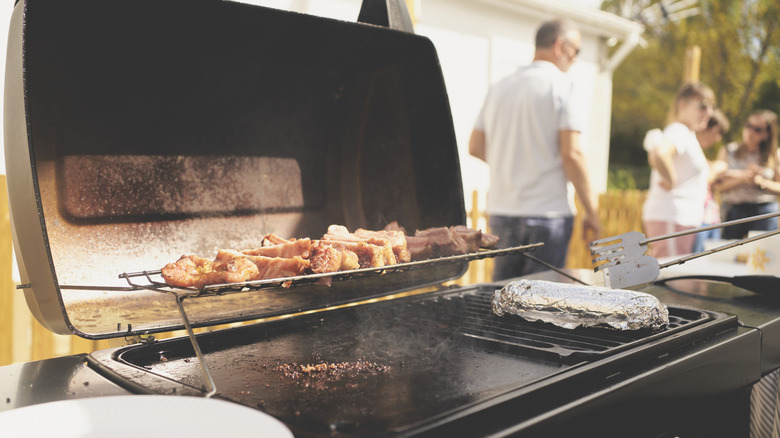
[
  {"x1": 116, "y1": 244, "x2": 542, "y2": 297},
  {"x1": 403, "y1": 288, "x2": 712, "y2": 363}
]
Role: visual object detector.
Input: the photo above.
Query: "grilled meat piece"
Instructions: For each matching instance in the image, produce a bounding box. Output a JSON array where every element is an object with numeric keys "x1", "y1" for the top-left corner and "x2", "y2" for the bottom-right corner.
[
  {"x1": 404, "y1": 235, "x2": 434, "y2": 260},
  {"x1": 261, "y1": 233, "x2": 293, "y2": 246},
  {"x1": 241, "y1": 237, "x2": 312, "y2": 258},
  {"x1": 161, "y1": 254, "x2": 260, "y2": 288},
  {"x1": 406, "y1": 225, "x2": 500, "y2": 260},
  {"x1": 216, "y1": 249, "x2": 309, "y2": 281},
  {"x1": 414, "y1": 227, "x2": 469, "y2": 257},
  {"x1": 320, "y1": 239, "x2": 386, "y2": 268},
  {"x1": 479, "y1": 231, "x2": 500, "y2": 248},
  {"x1": 250, "y1": 255, "x2": 309, "y2": 281},
  {"x1": 354, "y1": 228, "x2": 411, "y2": 263},
  {"x1": 338, "y1": 246, "x2": 360, "y2": 271},
  {"x1": 309, "y1": 241, "x2": 343, "y2": 275},
  {"x1": 451, "y1": 225, "x2": 482, "y2": 252},
  {"x1": 308, "y1": 241, "x2": 361, "y2": 286},
  {"x1": 309, "y1": 241, "x2": 359, "y2": 274},
  {"x1": 322, "y1": 225, "x2": 396, "y2": 267}
]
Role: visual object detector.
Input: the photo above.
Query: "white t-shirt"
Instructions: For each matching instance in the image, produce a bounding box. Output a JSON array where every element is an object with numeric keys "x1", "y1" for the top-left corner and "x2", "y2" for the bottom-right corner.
[
  {"x1": 474, "y1": 61, "x2": 584, "y2": 217},
  {"x1": 642, "y1": 122, "x2": 709, "y2": 227}
]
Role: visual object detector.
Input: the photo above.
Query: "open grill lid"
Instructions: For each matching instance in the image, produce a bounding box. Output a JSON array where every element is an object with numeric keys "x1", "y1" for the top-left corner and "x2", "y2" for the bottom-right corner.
[{"x1": 4, "y1": 0, "x2": 471, "y2": 338}]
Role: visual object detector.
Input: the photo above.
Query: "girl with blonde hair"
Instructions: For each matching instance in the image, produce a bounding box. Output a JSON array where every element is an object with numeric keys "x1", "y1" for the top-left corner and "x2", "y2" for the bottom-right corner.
[{"x1": 642, "y1": 82, "x2": 716, "y2": 257}]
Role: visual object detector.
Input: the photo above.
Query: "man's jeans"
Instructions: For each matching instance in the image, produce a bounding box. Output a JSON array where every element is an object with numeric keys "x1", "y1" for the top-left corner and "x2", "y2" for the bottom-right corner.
[{"x1": 489, "y1": 215, "x2": 574, "y2": 281}]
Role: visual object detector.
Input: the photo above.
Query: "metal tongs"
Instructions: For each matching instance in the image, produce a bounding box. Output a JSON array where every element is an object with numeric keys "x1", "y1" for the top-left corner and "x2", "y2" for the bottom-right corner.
[{"x1": 589, "y1": 211, "x2": 780, "y2": 289}]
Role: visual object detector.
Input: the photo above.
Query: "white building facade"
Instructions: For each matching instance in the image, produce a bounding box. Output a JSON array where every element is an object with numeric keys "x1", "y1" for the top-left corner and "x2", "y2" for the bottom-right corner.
[
  {"x1": 0, "y1": 0, "x2": 641, "y2": 197},
  {"x1": 231, "y1": 0, "x2": 643, "y2": 205}
]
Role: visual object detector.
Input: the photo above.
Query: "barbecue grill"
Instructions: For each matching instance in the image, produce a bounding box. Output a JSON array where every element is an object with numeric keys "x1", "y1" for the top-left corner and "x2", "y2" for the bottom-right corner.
[{"x1": 1, "y1": 0, "x2": 769, "y2": 436}]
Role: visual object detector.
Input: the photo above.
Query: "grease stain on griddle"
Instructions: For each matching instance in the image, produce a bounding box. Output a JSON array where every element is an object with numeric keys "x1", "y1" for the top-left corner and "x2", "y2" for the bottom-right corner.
[{"x1": 272, "y1": 359, "x2": 391, "y2": 387}]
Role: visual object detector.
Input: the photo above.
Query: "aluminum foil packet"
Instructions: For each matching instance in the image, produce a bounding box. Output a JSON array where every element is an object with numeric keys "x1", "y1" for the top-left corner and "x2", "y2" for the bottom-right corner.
[{"x1": 492, "y1": 279, "x2": 669, "y2": 331}]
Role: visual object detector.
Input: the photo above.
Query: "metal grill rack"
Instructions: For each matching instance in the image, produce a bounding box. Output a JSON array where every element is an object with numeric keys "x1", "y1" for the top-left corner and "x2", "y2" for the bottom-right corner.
[
  {"x1": 116, "y1": 243, "x2": 544, "y2": 297},
  {"x1": 69, "y1": 243, "x2": 542, "y2": 397}
]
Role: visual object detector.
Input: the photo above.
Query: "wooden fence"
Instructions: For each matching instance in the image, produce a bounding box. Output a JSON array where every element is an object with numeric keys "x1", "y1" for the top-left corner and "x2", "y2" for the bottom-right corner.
[
  {"x1": 460, "y1": 189, "x2": 647, "y2": 284},
  {"x1": 0, "y1": 187, "x2": 647, "y2": 367}
]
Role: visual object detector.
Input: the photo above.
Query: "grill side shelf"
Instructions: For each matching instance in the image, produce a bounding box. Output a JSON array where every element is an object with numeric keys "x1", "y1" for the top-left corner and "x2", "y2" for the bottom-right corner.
[{"x1": 111, "y1": 244, "x2": 543, "y2": 298}]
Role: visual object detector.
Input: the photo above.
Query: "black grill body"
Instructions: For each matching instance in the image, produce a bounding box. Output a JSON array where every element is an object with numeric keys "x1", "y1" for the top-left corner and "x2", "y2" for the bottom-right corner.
[{"x1": 89, "y1": 284, "x2": 759, "y2": 437}]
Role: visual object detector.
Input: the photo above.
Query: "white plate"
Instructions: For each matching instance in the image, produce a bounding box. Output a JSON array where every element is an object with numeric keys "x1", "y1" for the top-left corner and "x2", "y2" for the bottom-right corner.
[{"x1": 0, "y1": 395, "x2": 293, "y2": 437}]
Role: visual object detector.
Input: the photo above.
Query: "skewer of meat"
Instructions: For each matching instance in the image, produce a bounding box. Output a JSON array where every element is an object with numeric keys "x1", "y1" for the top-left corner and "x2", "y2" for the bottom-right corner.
[{"x1": 160, "y1": 223, "x2": 499, "y2": 289}]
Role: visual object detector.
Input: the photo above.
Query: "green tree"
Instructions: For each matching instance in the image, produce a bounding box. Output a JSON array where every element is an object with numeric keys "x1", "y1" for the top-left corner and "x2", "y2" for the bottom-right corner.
[{"x1": 603, "y1": 0, "x2": 780, "y2": 189}]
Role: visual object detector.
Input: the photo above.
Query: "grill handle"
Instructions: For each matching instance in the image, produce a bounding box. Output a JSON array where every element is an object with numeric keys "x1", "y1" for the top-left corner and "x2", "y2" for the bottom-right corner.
[{"x1": 358, "y1": 0, "x2": 415, "y2": 33}]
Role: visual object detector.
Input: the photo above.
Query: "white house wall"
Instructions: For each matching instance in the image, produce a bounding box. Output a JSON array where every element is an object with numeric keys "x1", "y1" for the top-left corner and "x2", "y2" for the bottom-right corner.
[
  {"x1": 417, "y1": 0, "x2": 613, "y2": 203},
  {"x1": 239, "y1": 0, "x2": 623, "y2": 206},
  {"x1": 0, "y1": 0, "x2": 628, "y2": 200}
]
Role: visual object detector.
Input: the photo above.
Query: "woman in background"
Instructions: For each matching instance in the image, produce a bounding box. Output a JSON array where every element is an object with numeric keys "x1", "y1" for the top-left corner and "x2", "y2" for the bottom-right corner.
[
  {"x1": 712, "y1": 110, "x2": 780, "y2": 239},
  {"x1": 691, "y1": 110, "x2": 730, "y2": 253},
  {"x1": 642, "y1": 82, "x2": 715, "y2": 258}
]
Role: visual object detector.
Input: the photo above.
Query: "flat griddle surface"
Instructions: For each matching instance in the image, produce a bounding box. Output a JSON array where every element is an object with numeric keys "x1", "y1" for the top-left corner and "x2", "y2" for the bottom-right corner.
[{"x1": 96, "y1": 285, "x2": 732, "y2": 437}]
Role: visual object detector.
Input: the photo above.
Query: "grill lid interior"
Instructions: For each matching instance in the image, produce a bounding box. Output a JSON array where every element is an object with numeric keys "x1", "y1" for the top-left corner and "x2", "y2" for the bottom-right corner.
[{"x1": 5, "y1": 0, "x2": 465, "y2": 337}]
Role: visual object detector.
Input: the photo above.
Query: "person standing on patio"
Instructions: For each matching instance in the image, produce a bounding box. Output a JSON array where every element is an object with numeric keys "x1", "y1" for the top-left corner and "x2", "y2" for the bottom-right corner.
[
  {"x1": 642, "y1": 82, "x2": 715, "y2": 258},
  {"x1": 469, "y1": 18, "x2": 601, "y2": 281},
  {"x1": 712, "y1": 109, "x2": 780, "y2": 239}
]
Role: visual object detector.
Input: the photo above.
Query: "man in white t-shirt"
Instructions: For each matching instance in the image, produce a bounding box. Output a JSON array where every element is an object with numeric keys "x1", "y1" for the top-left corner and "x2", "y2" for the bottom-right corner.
[{"x1": 469, "y1": 18, "x2": 600, "y2": 281}]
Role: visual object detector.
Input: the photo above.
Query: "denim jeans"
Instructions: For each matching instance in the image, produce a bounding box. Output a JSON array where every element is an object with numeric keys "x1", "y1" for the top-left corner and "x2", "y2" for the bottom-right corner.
[
  {"x1": 489, "y1": 215, "x2": 574, "y2": 281},
  {"x1": 691, "y1": 224, "x2": 721, "y2": 253},
  {"x1": 722, "y1": 202, "x2": 779, "y2": 239}
]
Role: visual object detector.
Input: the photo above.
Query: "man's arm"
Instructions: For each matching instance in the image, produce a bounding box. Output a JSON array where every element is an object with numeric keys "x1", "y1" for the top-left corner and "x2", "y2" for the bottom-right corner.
[
  {"x1": 559, "y1": 130, "x2": 601, "y2": 242},
  {"x1": 469, "y1": 129, "x2": 486, "y2": 162},
  {"x1": 643, "y1": 129, "x2": 677, "y2": 190}
]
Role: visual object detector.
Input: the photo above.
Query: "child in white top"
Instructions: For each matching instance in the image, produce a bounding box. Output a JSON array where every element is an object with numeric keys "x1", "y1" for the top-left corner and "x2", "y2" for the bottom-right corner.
[{"x1": 642, "y1": 82, "x2": 715, "y2": 257}]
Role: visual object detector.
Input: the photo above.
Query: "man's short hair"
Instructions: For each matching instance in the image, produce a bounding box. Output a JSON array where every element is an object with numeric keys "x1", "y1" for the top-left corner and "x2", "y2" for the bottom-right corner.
[{"x1": 535, "y1": 18, "x2": 578, "y2": 49}]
